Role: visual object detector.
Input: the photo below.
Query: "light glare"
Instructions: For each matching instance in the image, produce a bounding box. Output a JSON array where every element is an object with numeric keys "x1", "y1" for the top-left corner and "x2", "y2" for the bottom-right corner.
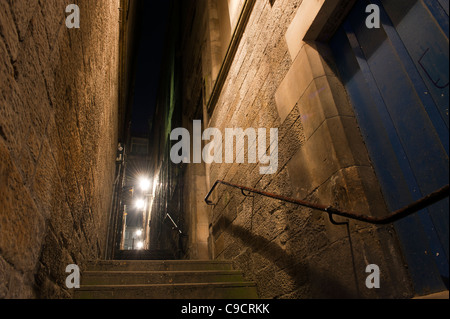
[
  {"x1": 139, "y1": 177, "x2": 151, "y2": 192},
  {"x1": 135, "y1": 199, "x2": 145, "y2": 209}
]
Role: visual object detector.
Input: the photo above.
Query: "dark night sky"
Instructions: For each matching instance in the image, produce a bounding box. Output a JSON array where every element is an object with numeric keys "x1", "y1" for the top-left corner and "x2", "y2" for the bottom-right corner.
[{"x1": 130, "y1": 1, "x2": 171, "y2": 136}]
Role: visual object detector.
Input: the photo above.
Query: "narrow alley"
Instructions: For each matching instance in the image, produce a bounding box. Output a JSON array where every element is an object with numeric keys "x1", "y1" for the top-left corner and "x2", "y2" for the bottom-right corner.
[{"x1": 0, "y1": 0, "x2": 448, "y2": 307}]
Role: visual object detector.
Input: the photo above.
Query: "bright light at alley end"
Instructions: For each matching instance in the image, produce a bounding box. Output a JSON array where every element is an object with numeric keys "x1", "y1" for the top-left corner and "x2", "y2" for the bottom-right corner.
[
  {"x1": 139, "y1": 177, "x2": 151, "y2": 192},
  {"x1": 135, "y1": 199, "x2": 145, "y2": 210}
]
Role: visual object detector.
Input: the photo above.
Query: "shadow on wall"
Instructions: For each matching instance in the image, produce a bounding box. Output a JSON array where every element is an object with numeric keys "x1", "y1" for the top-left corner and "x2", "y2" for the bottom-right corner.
[{"x1": 216, "y1": 214, "x2": 360, "y2": 299}]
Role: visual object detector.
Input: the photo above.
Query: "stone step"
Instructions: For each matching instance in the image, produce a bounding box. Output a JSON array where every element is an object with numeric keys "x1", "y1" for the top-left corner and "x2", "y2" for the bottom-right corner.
[
  {"x1": 74, "y1": 282, "x2": 259, "y2": 299},
  {"x1": 114, "y1": 250, "x2": 175, "y2": 260},
  {"x1": 82, "y1": 270, "x2": 246, "y2": 285},
  {"x1": 75, "y1": 260, "x2": 259, "y2": 299},
  {"x1": 86, "y1": 260, "x2": 235, "y2": 272}
]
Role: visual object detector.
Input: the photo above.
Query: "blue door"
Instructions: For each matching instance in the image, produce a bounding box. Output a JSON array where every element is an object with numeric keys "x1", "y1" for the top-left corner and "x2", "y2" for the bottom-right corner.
[{"x1": 330, "y1": 0, "x2": 449, "y2": 295}]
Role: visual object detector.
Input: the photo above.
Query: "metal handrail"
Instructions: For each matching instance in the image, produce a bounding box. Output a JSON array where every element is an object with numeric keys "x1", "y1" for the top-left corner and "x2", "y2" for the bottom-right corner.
[
  {"x1": 205, "y1": 180, "x2": 449, "y2": 225},
  {"x1": 164, "y1": 213, "x2": 183, "y2": 234}
]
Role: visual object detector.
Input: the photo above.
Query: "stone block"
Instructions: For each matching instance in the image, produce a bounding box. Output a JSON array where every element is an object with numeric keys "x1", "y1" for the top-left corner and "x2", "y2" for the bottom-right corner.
[
  {"x1": 7, "y1": 0, "x2": 39, "y2": 41},
  {"x1": 29, "y1": 9, "x2": 51, "y2": 68},
  {"x1": 327, "y1": 116, "x2": 371, "y2": 168},
  {"x1": 31, "y1": 140, "x2": 63, "y2": 219},
  {"x1": 306, "y1": 238, "x2": 359, "y2": 299},
  {"x1": 285, "y1": 0, "x2": 325, "y2": 60},
  {"x1": 14, "y1": 38, "x2": 52, "y2": 140},
  {"x1": 297, "y1": 75, "x2": 354, "y2": 140},
  {"x1": 38, "y1": 0, "x2": 66, "y2": 50},
  {"x1": 214, "y1": 232, "x2": 226, "y2": 259},
  {"x1": 0, "y1": 256, "x2": 36, "y2": 298},
  {"x1": 274, "y1": 43, "x2": 333, "y2": 124},
  {"x1": 287, "y1": 118, "x2": 340, "y2": 199},
  {"x1": 0, "y1": 140, "x2": 45, "y2": 273},
  {"x1": 287, "y1": 115, "x2": 373, "y2": 200},
  {"x1": 0, "y1": 37, "x2": 13, "y2": 96},
  {"x1": 0, "y1": 2, "x2": 19, "y2": 61},
  {"x1": 351, "y1": 226, "x2": 414, "y2": 299}
]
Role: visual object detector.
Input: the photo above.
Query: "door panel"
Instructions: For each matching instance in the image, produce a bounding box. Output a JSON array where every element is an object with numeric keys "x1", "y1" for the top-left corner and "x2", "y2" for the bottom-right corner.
[{"x1": 330, "y1": 0, "x2": 449, "y2": 295}]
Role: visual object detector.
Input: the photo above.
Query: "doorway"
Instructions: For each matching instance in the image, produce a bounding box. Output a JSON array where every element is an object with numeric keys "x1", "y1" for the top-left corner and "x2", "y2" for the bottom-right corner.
[{"x1": 330, "y1": 0, "x2": 449, "y2": 295}]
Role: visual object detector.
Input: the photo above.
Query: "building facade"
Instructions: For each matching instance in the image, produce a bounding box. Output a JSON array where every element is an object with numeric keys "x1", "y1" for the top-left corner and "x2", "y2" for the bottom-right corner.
[{"x1": 148, "y1": 0, "x2": 449, "y2": 299}]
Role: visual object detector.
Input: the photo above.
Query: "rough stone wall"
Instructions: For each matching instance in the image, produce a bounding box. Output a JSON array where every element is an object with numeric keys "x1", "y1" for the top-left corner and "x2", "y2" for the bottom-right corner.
[
  {"x1": 203, "y1": 0, "x2": 412, "y2": 299},
  {"x1": 206, "y1": 0, "x2": 310, "y2": 299},
  {"x1": 0, "y1": 0, "x2": 120, "y2": 298}
]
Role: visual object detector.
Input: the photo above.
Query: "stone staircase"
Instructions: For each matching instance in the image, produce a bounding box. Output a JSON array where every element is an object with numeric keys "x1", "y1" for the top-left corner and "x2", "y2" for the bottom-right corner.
[
  {"x1": 74, "y1": 259, "x2": 259, "y2": 299},
  {"x1": 113, "y1": 249, "x2": 176, "y2": 260}
]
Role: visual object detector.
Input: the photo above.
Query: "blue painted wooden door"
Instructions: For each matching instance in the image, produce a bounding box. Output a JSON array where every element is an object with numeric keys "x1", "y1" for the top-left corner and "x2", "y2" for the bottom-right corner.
[{"x1": 330, "y1": 0, "x2": 449, "y2": 295}]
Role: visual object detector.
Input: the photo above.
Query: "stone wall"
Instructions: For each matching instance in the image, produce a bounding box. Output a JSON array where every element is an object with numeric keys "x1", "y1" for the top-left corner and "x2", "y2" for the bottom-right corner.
[
  {"x1": 0, "y1": 0, "x2": 121, "y2": 298},
  {"x1": 185, "y1": 0, "x2": 414, "y2": 298}
]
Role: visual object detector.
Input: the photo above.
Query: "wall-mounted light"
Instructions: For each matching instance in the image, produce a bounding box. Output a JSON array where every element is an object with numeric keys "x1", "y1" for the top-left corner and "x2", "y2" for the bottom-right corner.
[
  {"x1": 135, "y1": 199, "x2": 145, "y2": 210},
  {"x1": 139, "y1": 177, "x2": 151, "y2": 192}
]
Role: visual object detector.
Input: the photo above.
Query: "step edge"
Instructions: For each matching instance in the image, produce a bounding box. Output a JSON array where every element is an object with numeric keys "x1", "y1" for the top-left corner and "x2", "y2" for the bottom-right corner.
[
  {"x1": 82, "y1": 270, "x2": 243, "y2": 275},
  {"x1": 77, "y1": 282, "x2": 257, "y2": 290},
  {"x1": 87, "y1": 260, "x2": 234, "y2": 263}
]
